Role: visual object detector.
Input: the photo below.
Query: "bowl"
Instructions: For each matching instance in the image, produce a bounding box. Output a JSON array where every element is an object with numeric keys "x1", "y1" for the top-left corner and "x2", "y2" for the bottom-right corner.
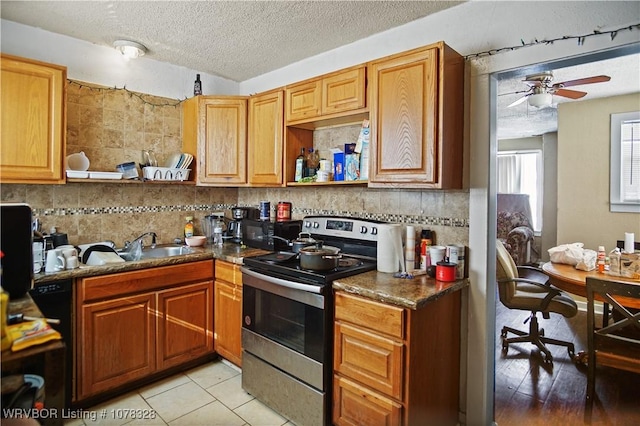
[
  {"x1": 66, "y1": 152, "x2": 90, "y2": 171},
  {"x1": 185, "y1": 236, "x2": 207, "y2": 247}
]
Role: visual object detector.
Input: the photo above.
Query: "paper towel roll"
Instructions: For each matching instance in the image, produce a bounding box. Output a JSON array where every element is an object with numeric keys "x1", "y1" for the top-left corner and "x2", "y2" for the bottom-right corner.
[
  {"x1": 377, "y1": 224, "x2": 403, "y2": 273},
  {"x1": 625, "y1": 232, "x2": 635, "y2": 253}
]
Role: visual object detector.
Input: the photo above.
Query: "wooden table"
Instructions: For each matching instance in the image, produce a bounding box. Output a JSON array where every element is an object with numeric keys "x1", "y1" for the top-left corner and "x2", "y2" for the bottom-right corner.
[
  {"x1": 2, "y1": 294, "x2": 65, "y2": 426},
  {"x1": 542, "y1": 261, "x2": 640, "y2": 308}
]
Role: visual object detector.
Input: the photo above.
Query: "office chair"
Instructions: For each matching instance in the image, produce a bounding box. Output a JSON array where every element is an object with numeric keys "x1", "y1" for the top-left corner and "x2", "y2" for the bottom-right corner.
[
  {"x1": 496, "y1": 239, "x2": 578, "y2": 363},
  {"x1": 585, "y1": 276, "x2": 640, "y2": 423}
]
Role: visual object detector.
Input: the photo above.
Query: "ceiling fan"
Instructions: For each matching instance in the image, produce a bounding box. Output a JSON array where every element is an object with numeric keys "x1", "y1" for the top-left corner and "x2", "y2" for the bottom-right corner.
[{"x1": 503, "y1": 71, "x2": 611, "y2": 108}]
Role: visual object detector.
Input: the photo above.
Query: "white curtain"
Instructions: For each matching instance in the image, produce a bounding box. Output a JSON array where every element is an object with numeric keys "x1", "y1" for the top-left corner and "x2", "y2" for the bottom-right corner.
[{"x1": 497, "y1": 152, "x2": 542, "y2": 231}]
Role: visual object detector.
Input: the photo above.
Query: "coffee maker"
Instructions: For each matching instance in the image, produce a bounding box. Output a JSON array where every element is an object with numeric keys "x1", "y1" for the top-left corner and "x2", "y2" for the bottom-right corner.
[{"x1": 226, "y1": 207, "x2": 259, "y2": 244}]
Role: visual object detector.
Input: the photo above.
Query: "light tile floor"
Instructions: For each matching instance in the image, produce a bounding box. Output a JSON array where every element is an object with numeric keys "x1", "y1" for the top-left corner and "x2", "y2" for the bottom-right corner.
[{"x1": 65, "y1": 359, "x2": 292, "y2": 426}]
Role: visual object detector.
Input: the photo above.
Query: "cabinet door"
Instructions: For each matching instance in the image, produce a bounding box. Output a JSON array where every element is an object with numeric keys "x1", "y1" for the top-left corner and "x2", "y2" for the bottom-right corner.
[
  {"x1": 214, "y1": 279, "x2": 242, "y2": 366},
  {"x1": 248, "y1": 90, "x2": 284, "y2": 186},
  {"x1": 334, "y1": 321, "x2": 404, "y2": 400},
  {"x1": 368, "y1": 47, "x2": 439, "y2": 186},
  {"x1": 285, "y1": 80, "x2": 321, "y2": 122},
  {"x1": 322, "y1": 67, "x2": 366, "y2": 115},
  {"x1": 157, "y1": 281, "x2": 214, "y2": 370},
  {"x1": 79, "y1": 293, "x2": 156, "y2": 398},
  {"x1": 333, "y1": 375, "x2": 402, "y2": 426},
  {"x1": 1, "y1": 54, "x2": 66, "y2": 184},
  {"x1": 198, "y1": 97, "x2": 247, "y2": 185}
]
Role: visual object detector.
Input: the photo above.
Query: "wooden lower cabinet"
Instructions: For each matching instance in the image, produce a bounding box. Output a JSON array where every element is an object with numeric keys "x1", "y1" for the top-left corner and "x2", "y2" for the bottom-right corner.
[
  {"x1": 79, "y1": 293, "x2": 156, "y2": 396},
  {"x1": 213, "y1": 260, "x2": 243, "y2": 366},
  {"x1": 333, "y1": 375, "x2": 402, "y2": 426},
  {"x1": 333, "y1": 290, "x2": 461, "y2": 425},
  {"x1": 76, "y1": 260, "x2": 214, "y2": 400},
  {"x1": 157, "y1": 282, "x2": 214, "y2": 370}
]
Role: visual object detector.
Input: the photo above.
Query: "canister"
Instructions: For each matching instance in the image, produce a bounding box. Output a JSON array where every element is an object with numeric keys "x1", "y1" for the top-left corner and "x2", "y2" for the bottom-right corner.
[
  {"x1": 259, "y1": 201, "x2": 270, "y2": 221},
  {"x1": 436, "y1": 261, "x2": 456, "y2": 282},
  {"x1": 276, "y1": 202, "x2": 292, "y2": 221}
]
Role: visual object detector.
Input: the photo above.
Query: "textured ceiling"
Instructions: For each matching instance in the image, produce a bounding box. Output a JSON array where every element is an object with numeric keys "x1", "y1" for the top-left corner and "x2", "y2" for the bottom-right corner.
[{"x1": 0, "y1": 0, "x2": 465, "y2": 82}]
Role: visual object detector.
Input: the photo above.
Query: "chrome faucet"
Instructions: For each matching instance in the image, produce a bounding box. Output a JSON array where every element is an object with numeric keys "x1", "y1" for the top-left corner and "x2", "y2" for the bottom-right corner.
[{"x1": 126, "y1": 232, "x2": 158, "y2": 250}]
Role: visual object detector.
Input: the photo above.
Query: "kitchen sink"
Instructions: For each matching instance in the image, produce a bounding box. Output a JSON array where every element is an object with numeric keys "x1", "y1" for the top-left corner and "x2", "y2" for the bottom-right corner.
[{"x1": 118, "y1": 244, "x2": 195, "y2": 261}]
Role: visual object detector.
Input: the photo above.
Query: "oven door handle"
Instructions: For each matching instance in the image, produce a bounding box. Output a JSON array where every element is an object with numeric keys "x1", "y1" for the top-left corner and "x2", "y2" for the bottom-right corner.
[{"x1": 241, "y1": 267, "x2": 323, "y2": 295}]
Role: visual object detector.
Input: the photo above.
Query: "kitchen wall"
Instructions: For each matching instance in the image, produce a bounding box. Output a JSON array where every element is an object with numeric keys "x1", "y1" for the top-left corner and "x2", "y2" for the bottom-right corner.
[
  {"x1": 0, "y1": 81, "x2": 238, "y2": 246},
  {"x1": 0, "y1": 80, "x2": 468, "y2": 248},
  {"x1": 557, "y1": 92, "x2": 640, "y2": 251}
]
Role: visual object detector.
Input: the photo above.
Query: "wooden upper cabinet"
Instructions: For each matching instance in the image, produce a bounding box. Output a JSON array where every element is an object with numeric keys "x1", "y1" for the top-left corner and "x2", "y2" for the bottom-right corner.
[
  {"x1": 1, "y1": 54, "x2": 66, "y2": 184},
  {"x1": 285, "y1": 66, "x2": 367, "y2": 125},
  {"x1": 182, "y1": 96, "x2": 248, "y2": 186},
  {"x1": 248, "y1": 89, "x2": 284, "y2": 186},
  {"x1": 368, "y1": 42, "x2": 464, "y2": 189},
  {"x1": 322, "y1": 66, "x2": 366, "y2": 115},
  {"x1": 285, "y1": 80, "x2": 321, "y2": 122}
]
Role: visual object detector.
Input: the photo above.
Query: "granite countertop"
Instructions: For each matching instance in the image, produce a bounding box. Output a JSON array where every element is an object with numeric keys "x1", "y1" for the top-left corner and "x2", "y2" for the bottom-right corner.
[
  {"x1": 333, "y1": 270, "x2": 469, "y2": 310},
  {"x1": 34, "y1": 243, "x2": 269, "y2": 284}
]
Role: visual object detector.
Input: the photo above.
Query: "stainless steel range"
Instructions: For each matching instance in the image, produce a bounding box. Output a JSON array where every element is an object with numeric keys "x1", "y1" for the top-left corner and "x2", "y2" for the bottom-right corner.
[{"x1": 241, "y1": 216, "x2": 382, "y2": 426}]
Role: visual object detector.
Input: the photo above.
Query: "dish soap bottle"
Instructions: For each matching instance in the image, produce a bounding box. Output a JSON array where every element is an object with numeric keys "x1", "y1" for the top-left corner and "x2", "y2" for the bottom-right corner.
[{"x1": 184, "y1": 216, "x2": 194, "y2": 239}]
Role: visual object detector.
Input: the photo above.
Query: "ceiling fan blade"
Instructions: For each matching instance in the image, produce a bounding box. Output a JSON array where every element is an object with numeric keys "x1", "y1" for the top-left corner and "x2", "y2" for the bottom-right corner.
[
  {"x1": 499, "y1": 89, "x2": 531, "y2": 96},
  {"x1": 552, "y1": 75, "x2": 611, "y2": 88},
  {"x1": 552, "y1": 88, "x2": 587, "y2": 99},
  {"x1": 507, "y1": 95, "x2": 529, "y2": 108}
]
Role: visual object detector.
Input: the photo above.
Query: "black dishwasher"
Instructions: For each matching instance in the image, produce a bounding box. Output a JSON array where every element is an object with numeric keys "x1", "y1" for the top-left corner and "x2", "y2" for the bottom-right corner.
[{"x1": 29, "y1": 279, "x2": 73, "y2": 408}]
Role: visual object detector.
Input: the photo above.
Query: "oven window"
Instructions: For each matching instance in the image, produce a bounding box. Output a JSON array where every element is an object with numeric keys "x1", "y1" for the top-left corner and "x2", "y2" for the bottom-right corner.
[{"x1": 245, "y1": 286, "x2": 324, "y2": 363}]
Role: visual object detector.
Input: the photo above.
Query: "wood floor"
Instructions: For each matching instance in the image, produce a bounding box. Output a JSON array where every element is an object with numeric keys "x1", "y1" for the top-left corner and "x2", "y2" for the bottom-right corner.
[{"x1": 494, "y1": 302, "x2": 640, "y2": 426}]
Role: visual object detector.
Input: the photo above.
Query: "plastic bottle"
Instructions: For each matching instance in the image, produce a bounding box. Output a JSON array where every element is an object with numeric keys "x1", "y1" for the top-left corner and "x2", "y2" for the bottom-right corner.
[
  {"x1": 420, "y1": 230, "x2": 433, "y2": 270},
  {"x1": 213, "y1": 225, "x2": 223, "y2": 247},
  {"x1": 597, "y1": 245, "x2": 606, "y2": 273},
  {"x1": 295, "y1": 148, "x2": 306, "y2": 182},
  {"x1": 1, "y1": 285, "x2": 10, "y2": 351},
  {"x1": 184, "y1": 216, "x2": 194, "y2": 239},
  {"x1": 194, "y1": 74, "x2": 202, "y2": 96}
]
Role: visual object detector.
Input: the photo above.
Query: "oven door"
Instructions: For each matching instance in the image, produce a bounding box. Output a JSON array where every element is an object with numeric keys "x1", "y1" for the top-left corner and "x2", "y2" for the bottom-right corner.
[{"x1": 241, "y1": 267, "x2": 325, "y2": 364}]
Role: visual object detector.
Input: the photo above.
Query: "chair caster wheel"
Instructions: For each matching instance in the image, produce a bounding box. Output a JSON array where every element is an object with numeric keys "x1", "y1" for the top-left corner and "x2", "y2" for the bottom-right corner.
[{"x1": 539, "y1": 328, "x2": 545, "y2": 337}]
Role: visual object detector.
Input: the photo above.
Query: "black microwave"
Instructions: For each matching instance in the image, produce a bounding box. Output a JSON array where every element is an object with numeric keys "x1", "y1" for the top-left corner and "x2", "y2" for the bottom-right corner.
[{"x1": 242, "y1": 219, "x2": 302, "y2": 251}]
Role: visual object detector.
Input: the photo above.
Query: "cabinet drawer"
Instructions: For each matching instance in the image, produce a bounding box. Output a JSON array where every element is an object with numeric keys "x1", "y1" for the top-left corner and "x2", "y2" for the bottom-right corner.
[
  {"x1": 334, "y1": 321, "x2": 403, "y2": 400},
  {"x1": 215, "y1": 260, "x2": 242, "y2": 285},
  {"x1": 335, "y1": 292, "x2": 404, "y2": 338},
  {"x1": 80, "y1": 260, "x2": 214, "y2": 302},
  {"x1": 333, "y1": 374, "x2": 402, "y2": 426}
]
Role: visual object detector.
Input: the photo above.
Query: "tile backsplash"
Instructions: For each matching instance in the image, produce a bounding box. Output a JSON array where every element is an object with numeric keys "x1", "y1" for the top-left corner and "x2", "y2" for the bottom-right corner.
[{"x1": 1, "y1": 81, "x2": 469, "y2": 249}]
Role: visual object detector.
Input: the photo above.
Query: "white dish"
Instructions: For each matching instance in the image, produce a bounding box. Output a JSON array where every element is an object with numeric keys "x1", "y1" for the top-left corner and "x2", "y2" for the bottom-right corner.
[
  {"x1": 66, "y1": 170, "x2": 89, "y2": 179},
  {"x1": 164, "y1": 153, "x2": 182, "y2": 169},
  {"x1": 89, "y1": 171, "x2": 123, "y2": 180}
]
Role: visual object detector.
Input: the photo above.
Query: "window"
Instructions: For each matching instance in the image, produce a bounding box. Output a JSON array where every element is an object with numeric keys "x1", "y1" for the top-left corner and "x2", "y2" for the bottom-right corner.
[
  {"x1": 610, "y1": 111, "x2": 640, "y2": 213},
  {"x1": 497, "y1": 150, "x2": 543, "y2": 232}
]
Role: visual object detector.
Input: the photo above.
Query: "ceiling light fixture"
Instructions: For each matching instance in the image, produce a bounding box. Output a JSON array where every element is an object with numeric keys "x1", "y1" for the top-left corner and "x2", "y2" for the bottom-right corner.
[
  {"x1": 528, "y1": 92, "x2": 553, "y2": 108},
  {"x1": 113, "y1": 40, "x2": 147, "y2": 59}
]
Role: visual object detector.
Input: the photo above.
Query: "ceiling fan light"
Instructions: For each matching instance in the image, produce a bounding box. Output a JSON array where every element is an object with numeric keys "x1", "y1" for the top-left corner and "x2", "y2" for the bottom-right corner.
[
  {"x1": 113, "y1": 40, "x2": 146, "y2": 59},
  {"x1": 528, "y1": 93, "x2": 552, "y2": 108}
]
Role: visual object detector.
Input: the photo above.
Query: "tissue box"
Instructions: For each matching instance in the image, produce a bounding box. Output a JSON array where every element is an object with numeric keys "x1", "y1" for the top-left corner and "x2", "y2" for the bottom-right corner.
[
  {"x1": 332, "y1": 148, "x2": 345, "y2": 181},
  {"x1": 608, "y1": 251, "x2": 640, "y2": 280}
]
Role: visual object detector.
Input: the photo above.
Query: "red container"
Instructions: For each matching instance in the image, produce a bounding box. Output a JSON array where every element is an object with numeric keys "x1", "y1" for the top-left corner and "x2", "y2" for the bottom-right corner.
[
  {"x1": 276, "y1": 202, "x2": 292, "y2": 221},
  {"x1": 436, "y1": 262, "x2": 456, "y2": 282}
]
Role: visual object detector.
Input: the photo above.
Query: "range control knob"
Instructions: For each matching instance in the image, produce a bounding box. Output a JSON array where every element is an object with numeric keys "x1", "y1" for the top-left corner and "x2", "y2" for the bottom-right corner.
[
  {"x1": 313, "y1": 221, "x2": 320, "y2": 229},
  {"x1": 371, "y1": 227, "x2": 378, "y2": 235},
  {"x1": 360, "y1": 226, "x2": 368, "y2": 234},
  {"x1": 304, "y1": 221, "x2": 312, "y2": 229}
]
